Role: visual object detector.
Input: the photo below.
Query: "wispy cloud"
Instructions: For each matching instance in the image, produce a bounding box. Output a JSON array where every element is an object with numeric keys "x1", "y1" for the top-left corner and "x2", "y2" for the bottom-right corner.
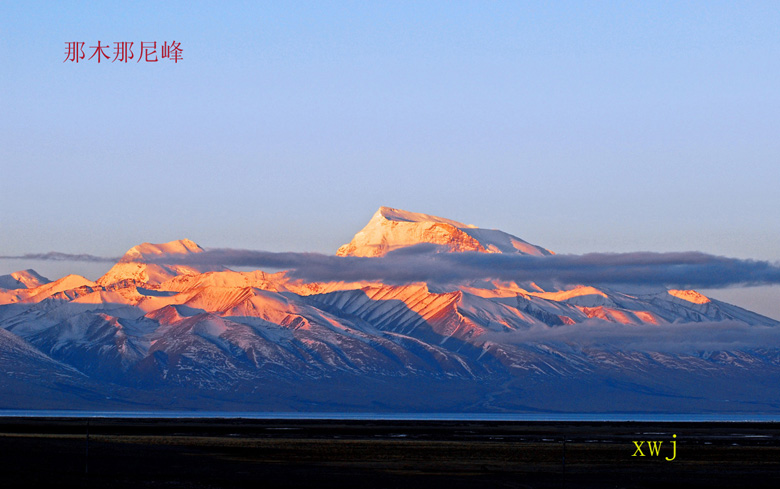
[
  {"x1": 486, "y1": 319, "x2": 780, "y2": 353},
  {"x1": 0, "y1": 252, "x2": 119, "y2": 263}
]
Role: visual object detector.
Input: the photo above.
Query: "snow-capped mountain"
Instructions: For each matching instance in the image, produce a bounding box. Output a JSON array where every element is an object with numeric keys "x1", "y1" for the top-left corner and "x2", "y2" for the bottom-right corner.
[
  {"x1": 0, "y1": 269, "x2": 50, "y2": 290},
  {"x1": 1, "y1": 208, "x2": 779, "y2": 413},
  {"x1": 337, "y1": 207, "x2": 553, "y2": 257},
  {"x1": 97, "y1": 238, "x2": 222, "y2": 286}
]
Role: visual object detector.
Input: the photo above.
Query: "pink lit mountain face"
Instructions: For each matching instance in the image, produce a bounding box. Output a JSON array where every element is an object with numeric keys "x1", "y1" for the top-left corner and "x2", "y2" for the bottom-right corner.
[
  {"x1": 337, "y1": 207, "x2": 554, "y2": 257},
  {"x1": 1, "y1": 207, "x2": 779, "y2": 413}
]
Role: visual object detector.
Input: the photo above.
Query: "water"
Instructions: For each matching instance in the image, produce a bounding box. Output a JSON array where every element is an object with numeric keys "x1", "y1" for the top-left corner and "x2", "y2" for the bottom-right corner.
[{"x1": 1, "y1": 410, "x2": 778, "y2": 422}]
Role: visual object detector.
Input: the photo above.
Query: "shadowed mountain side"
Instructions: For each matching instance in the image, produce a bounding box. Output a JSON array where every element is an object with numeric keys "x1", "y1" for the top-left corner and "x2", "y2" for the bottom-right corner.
[
  {"x1": 0, "y1": 327, "x2": 141, "y2": 410},
  {"x1": 481, "y1": 354, "x2": 780, "y2": 414},
  {"x1": 25, "y1": 312, "x2": 149, "y2": 382}
]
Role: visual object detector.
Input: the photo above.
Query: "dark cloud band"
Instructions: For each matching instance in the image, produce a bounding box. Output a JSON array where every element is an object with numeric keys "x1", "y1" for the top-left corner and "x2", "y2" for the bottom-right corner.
[
  {"x1": 153, "y1": 246, "x2": 780, "y2": 289},
  {"x1": 4, "y1": 246, "x2": 780, "y2": 289}
]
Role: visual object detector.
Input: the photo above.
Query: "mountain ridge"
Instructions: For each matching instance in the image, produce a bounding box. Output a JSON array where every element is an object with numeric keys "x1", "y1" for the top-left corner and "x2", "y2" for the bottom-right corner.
[{"x1": 1, "y1": 206, "x2": 778, "y2": 413}]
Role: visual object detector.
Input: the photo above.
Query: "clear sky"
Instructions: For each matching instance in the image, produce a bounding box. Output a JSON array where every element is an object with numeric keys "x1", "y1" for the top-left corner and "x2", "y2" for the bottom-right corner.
[{"x1": 1, "y1": 1, "x2": 778, "y2": 318}]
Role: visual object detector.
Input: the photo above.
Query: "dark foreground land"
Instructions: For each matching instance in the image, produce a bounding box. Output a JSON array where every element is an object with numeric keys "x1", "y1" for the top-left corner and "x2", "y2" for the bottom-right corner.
[{"x1": 1, "y1": 418, "x2": 779, "y2": 488}]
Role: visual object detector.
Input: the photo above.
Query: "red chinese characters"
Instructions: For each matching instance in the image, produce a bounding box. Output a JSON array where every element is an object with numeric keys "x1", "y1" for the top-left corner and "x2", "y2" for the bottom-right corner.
[
  {"x1": 88, "y1": 41, "x2": 110, "y2": 63},
  {"x1": 112, "y1": 42, "x2": 134, "y2": 63},
  {"x1": 161, "y1": 41, "x2": 183, "y2": 63},
  {"x1": 138, "y1": 41, "x2": 158, "y2": 62},
  {"x1": 63, "y1": 41, "x2": 182, "y2": 63},
  {"x1": 63, "y1": 42, "x2": 85, "y2": 63}
]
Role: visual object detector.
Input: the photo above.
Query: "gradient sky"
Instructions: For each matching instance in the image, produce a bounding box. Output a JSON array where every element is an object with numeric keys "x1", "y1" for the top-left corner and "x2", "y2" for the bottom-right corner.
[{"x1": 1, "y1": 1, "x2": 778, "y2": 318}]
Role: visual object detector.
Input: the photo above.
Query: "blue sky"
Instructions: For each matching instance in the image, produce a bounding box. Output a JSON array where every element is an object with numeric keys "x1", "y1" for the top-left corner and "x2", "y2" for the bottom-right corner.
[{"x1": 1, "y1": 1, "x2": 778, "y2": 317}]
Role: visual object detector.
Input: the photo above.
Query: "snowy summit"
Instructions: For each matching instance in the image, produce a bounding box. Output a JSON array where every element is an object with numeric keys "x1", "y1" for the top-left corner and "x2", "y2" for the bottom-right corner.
[{"x1": 337, "y1": 206, "x2": 553, "y2": 257}]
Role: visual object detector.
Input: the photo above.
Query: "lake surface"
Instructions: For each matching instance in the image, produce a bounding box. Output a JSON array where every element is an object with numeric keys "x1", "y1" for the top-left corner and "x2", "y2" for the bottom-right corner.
[{"x1": 1, "y1": 410, "x2": 779, "y2": 421}]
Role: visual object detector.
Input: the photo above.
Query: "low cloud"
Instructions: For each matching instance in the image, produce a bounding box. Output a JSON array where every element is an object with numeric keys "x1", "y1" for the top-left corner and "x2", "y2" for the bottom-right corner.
[
  {"x1": 485, "y1": 319, "x2": 780, "y2": 353},
  {"x1": 4, "y1": 246, "x2": 780, "y2": 290},
  {"x1": 0, "y1": 252, "x2": 118, "y2": 263}
]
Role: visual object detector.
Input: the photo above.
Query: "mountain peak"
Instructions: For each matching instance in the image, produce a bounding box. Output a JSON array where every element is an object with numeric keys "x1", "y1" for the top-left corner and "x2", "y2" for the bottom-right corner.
[
  {"x1": 124, "y1": 239, "x2": 204, "y2": 261},
  {"x1": 375, "y1": 206, "x2": 477, "y2": 229},
  {"x1": 337, "y1": 207, "x2": 553, "y2": 257},
  {"x1": 98, "y1": 239, "x2": 219, "y2": 286},
  {"x1": 0, "y1": 269, "x2": 51, "y2": 290}
]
